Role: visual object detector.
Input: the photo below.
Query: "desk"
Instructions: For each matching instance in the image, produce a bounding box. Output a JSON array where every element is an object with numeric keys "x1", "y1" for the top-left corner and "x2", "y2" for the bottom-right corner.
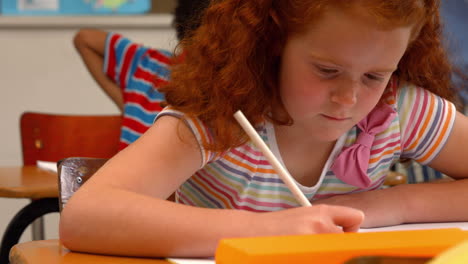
[
  {"x1": 0, "y1": 166, "x2": 59, "y2": 263},
  {"x1": 0, "y1": 166, "x2": 58, "y2": 199},
  {"x1": 10, "y1": 240, "x2": 171, "y2": 264},
  {"x1": 9, "y1": 225, "x2": 468, "y2": 264}
]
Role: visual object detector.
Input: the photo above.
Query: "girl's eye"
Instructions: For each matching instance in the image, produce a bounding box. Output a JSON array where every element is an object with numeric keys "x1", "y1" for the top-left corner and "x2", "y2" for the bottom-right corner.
[
  {"x1": 365, "y1": 73, "x2": 384, "y2": 82},
  {"x1": 316, "y1": 66, "x2": 338, "y2": 75}
]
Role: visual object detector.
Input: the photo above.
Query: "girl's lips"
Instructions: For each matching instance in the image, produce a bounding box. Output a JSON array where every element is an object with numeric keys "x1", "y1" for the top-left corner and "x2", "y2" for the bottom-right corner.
[{"x1": 321, "y1": 114, "x2": 351, "y2": 121}]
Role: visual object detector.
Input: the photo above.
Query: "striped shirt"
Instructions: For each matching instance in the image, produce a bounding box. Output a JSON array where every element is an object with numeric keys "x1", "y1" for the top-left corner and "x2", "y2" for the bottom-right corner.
[
  {"x1": 104, "y1": 32, "x2": 171, "y2": 150},
  {"x1": 156, "y1": 80, "x2": 456, "y2": 211}
]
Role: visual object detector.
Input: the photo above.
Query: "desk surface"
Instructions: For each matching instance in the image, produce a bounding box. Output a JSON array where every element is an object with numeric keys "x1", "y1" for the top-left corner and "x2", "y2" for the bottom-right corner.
[
  {"x1": 10, "y1": 240, "x2": 171, "y2": 264},
  {"x1": 9, "y1": 223, "x2": 468, "y2": 264},
  {"x1": 0, "y1": 166, "x2": 58, "y2": 198}
]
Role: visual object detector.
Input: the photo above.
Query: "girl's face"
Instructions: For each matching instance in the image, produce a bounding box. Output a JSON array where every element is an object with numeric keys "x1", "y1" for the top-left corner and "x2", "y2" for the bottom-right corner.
[{"x1": 278, "y1": 6, "x2": 413, "y2": 142}]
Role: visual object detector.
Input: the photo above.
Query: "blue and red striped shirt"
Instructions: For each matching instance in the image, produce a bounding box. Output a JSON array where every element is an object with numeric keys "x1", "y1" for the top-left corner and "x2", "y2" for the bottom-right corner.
[{"x1": 104, "y1": 32, "x2": 171, "y2": 150}]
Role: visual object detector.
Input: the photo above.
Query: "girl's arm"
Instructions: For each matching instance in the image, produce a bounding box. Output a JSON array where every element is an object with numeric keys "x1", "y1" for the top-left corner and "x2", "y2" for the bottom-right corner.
[
  {"x1": 428, "y1": 111, "x2": 468, "y2": 179},
  {"x1": 73, "y1": 29, "x2": 124, "y2": 111},
  {"x1": 402, "y1": 110, "x2": 468, "y2": 222},
  {"x1": 59, "y1": 116, "x2": 364, "y2": 257},
  {"x1": 315, "y1": 111, "x2": 468, "y2": 228},
  {"x1": 314, "y1": 178, "x2": 468, "y2": 228}
]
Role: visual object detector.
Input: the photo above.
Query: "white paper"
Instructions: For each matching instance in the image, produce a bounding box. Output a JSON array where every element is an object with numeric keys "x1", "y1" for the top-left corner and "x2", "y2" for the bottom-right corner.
[
  {"x1": 18, "y1": 0, "x2": 59, "y2": 11},
  {"x1": 37, "y1": 160, "x2": 58, "y2": 173},
  {"x1": 167, "y1": 258, "x2": 214, "y2": 264},
  {"x1": 359, "y1": 222, "x2": 468, "y2": 232}
]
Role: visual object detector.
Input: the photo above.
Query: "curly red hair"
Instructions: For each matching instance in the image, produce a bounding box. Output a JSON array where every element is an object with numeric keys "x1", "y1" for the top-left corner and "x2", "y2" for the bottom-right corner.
[{"x1": 160, "y1": 0, "x2": 458, "y2": 152}]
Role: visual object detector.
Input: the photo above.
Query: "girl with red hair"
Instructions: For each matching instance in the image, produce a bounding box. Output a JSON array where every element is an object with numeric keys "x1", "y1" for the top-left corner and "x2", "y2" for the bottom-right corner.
[{"x1": 60, "y1": 0, "x2": 468, "y2": 258}]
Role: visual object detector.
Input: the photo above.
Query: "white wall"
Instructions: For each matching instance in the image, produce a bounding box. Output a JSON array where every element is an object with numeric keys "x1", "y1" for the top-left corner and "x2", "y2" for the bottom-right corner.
[{"x1": 0, "y1": 15, "x2": 176, "y2": 243}]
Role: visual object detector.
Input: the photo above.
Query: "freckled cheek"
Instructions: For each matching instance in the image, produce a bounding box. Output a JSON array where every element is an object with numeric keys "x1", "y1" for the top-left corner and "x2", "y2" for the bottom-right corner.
[
  {"x1": 294, "y1": 77, "x2": 327, "y2": 102},
  {"x1": 281, "y1": 78, "x2": 327, "y2": 112},
  {"x1": 292, "y1": 87, "x2": 323, "y2": 105},
  {"x1": 356, "y1": 88, "x2": 387, "y2": 115}
]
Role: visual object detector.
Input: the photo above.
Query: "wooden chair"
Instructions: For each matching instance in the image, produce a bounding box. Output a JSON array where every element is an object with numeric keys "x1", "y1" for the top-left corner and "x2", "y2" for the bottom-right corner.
[
  {"x1": 20, "y1": 112, "x2": 121, "y2": 166},
  {"x1": 57, "y1": 157, "x2": 176, "y2": 210},
  {"x1": 57, "y1": 157, "x2": 109, "y2": 211},
  {"x1": 0, "y1": 112, "x2": 121, "y2": 264}
]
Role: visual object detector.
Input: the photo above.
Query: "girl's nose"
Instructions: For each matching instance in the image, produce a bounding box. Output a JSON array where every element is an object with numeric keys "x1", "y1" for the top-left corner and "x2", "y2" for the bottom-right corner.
[{"x1": 330, "y1": 81, "x2": 358, "y2": 106}]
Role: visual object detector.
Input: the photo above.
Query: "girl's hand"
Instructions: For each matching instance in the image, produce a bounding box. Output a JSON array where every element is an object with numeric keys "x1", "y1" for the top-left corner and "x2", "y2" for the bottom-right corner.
[
  {"x1": 313, "y1": 188, "x2": 406, "y2": 228},
  {"x1": 255, "y1": 204, "x2": 364, "y2": 236}
]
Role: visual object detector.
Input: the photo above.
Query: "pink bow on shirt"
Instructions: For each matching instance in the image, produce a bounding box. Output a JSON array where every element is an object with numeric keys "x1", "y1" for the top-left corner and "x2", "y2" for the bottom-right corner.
[{"x1": 330, "y1": 103, "x2": 397, "y2": 188}]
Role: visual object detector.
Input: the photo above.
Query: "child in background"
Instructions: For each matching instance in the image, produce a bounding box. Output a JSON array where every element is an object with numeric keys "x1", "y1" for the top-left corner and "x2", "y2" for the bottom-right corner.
[
  {"x1": 73, "y1": 0, "x2": 210, "y2": 150},
  {"x1": 61, "y1": 0, "x2": 468, "y2": 258}
]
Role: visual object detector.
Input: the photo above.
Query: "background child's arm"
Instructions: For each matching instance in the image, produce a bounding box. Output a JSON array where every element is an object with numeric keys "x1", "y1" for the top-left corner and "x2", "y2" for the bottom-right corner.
[
  {"x1": 59, "y1": 116, "x2": 364, "y2": 257},
  {"x1": 73, "y1": 28, "x2": 124, "y2": 111}
]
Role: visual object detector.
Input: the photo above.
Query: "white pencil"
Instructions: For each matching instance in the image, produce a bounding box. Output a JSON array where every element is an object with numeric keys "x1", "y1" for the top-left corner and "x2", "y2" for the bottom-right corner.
[{"x1": 234, "y1": 110, "x2": 312, "y2": 207}]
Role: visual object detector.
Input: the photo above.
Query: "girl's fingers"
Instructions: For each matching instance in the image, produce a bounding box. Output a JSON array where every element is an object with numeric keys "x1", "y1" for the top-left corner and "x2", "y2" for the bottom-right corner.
[{"x1": 326, "y1": 205, "x2": 365, "y2": 232}]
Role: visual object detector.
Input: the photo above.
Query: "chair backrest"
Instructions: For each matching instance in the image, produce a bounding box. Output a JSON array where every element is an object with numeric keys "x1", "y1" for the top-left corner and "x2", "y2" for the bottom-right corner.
[
  {"x1": 20, "y1": 112, "x2": 122, "y2": 165},
  {"x1": 57, "y1": 157, "x2": 108, "y2": 211},
  {"x1": 57, "y1": 157, "x2": 176, "y2": 211}
]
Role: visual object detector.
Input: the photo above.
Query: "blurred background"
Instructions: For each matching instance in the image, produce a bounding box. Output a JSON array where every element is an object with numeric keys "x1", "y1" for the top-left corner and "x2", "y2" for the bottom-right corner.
[{"x1": 0, "y1": 0, "x2": 178, "y2": 244}]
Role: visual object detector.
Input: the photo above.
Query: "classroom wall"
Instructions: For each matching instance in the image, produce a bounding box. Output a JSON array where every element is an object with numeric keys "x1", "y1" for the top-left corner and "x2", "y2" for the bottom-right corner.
[{"x1": 0, "y1": 15, "x2": 176, "y2": 243}]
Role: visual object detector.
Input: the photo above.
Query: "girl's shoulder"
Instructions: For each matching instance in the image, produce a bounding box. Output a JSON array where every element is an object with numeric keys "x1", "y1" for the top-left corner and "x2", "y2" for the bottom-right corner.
[
  {"x1": 156, "y1": 107, "x2": 227, "y2": 164},
  {"x1": 155, "y1": 106, "x2": 185, "y2": 120},
  {"x1": 380, "y1": 77, "x2": 441, "y2": 112},
  {"x1": 155, "y1": 107, "x2": 213, "y2": 141}
]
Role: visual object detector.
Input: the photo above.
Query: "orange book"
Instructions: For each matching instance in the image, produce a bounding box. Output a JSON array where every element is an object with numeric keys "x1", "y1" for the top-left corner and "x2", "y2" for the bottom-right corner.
[{"x1": 215, "y1": 228, "x2": 468, "y2": 264}]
